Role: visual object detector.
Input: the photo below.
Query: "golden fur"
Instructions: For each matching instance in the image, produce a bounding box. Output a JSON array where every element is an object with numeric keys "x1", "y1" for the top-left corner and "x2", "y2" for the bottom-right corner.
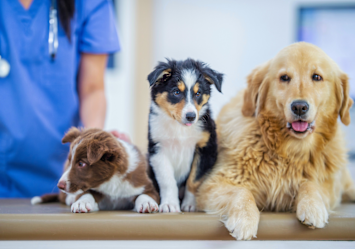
[{"x1": 196, "y1": 42, "x2": 355, "y2": 240}]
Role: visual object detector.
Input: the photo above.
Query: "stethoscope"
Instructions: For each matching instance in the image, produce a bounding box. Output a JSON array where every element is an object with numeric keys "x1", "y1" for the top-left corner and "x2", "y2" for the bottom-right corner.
[{"x1": 0, "y1": 0, "x2": 58, "y2": 78}]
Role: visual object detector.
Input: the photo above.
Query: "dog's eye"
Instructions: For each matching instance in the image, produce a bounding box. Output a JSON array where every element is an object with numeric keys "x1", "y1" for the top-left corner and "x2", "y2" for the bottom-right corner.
[
  {"x1": 280, "y1": 75, "x2": 291, "y2": 82},
  {"x1": 173, "y1": 90, "x2": 180, "y2": 96},
  {"x1": 195, "y1": 91, "x2": 201, "y2": 97},
  {"x1": 312, "y1": 74, "x2": 322, "y2": 81},
  {"x1": 78, "y1": 161, "x2": 86, "y2": 167}
]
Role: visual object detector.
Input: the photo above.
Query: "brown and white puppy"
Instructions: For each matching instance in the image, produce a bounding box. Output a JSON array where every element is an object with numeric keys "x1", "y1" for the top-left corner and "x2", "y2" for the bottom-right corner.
[
  {"x1": 196, "y1": 42, "x2": 355, "y2": 240},
  {"x1": 32, "y1": 127, "x2": 159, "y2": 213}
]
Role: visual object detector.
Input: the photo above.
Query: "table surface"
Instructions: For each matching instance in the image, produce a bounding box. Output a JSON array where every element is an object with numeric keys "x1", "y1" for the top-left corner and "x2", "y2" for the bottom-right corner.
[{"x1": 0, "y1": 199, "x2": 354, "y2": 240}]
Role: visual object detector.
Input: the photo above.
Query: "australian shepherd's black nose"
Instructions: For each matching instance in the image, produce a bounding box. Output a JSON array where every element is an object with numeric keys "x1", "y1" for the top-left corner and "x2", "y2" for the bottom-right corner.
[{"x1": 147, "y1": 58, "x2": 223, "y2": 213}]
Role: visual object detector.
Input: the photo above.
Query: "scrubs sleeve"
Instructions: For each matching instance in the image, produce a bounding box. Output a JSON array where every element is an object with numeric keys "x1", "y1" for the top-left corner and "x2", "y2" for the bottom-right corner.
[{"x1": 79, "y1": 0, "x2": 120, "y2": 54}]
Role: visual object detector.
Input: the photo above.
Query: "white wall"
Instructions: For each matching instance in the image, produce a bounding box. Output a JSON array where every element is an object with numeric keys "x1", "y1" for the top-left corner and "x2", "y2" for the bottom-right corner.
[
  {"x1": 152, "y1": 0, "x2": 355, "y2": 118},
  {"x1": 104, "y1": 0, "x2": 136, "y2": 138}
]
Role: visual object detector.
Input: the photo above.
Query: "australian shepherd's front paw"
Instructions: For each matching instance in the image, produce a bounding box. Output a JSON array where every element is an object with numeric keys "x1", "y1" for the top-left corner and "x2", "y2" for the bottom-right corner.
[
  {"x1": 71, "y1": 194, "x2": 99, "y2": 213},
  {"x1": 297, "y1": 197, "x2": 328, "y2": 229},
  {"x1": 224, "y1": 206, "x2": 260, "y2": 240},
  {"x1": 181, "y1": 193, "x2": 196, "y2": 212},
  {"x1": 135, "y1": 194, "x2": 159, "y2": 213},
  {"x1": 181, "y1": 203, "x2": 196, "y2": 212},
  {"x1": 159, "y1": 201, "x2": 181, "y2": 213}
]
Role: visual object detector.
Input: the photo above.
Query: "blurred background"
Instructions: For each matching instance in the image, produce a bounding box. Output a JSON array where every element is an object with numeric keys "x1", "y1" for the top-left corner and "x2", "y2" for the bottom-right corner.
[{"x1": 104, "y1": 0, "x2": 355, "y2": 177}]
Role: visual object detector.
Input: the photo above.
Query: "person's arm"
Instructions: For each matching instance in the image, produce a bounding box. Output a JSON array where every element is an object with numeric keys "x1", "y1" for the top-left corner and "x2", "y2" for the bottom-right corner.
[
  {"x1": 78, "y1": 53, "x2": 107, "y2": 129},
  {"x1": 78, "y1": 53, "x2": 131, "y2": 143}
]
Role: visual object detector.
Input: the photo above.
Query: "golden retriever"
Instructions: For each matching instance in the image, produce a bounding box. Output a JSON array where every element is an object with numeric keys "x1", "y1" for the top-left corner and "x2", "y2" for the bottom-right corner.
[{"x1": 196, "y1": 42, "x2": 355, "y2": 240}]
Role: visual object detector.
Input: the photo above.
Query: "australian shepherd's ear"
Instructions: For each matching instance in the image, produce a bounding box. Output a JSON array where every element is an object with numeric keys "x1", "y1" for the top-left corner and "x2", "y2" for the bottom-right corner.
[
  {"x1": 147, "y1": 60, "x2": 174, "y2": 87},
  {"x1": 337, "y1": 72, "x2": 354, "y2": 126},
  {"x1": 62, "y1": 127, "x2": 81, "y2": 144},
  {"x1": 201, "y1": 67, "x2": 223, "y2": 93},
  {"x1": 242, "y1": 60, "x2": 271, "y2": 117}
]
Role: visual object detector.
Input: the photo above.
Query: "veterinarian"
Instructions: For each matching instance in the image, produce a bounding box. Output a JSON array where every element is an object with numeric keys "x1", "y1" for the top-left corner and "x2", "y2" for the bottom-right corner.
[{"x1": 0, "y1": 0, "x2": 123, "y2": 197}]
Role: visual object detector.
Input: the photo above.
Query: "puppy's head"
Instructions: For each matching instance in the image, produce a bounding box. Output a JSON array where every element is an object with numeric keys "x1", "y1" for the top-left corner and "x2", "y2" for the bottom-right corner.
[
  {"x1": 57, "y1": 128, "x2": 127, "y2": 194},
  {"x1": 148, "y1": 58, "x2": 223, "y2": 126},
  {"x1": 242, "y1": 42, "x2": 353, "y2": 139}
]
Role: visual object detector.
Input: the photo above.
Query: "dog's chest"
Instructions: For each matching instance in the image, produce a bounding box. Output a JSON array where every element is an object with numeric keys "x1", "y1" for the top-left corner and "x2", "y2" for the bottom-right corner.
[
  {"x1": 150, "y1": 112, "x2": 204, "y2": 183},
  {"x1": 252, "y1": 155, "x2": 301, "y2": 211},
  {"x1": 93, "y1": 174, "x2": 144, "y2": 209}
]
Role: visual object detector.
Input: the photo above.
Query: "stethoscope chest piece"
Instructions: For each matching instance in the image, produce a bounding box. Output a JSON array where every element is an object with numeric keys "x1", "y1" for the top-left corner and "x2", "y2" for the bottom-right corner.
[{"x1": 0, "y1": 56, "x2": 10, "y2": 78}]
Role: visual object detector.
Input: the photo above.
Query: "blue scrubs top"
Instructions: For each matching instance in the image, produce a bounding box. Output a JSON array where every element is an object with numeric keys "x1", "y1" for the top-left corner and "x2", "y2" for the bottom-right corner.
[{"x1": 0, "y1": 0, "x2": 120, "y2": 197}]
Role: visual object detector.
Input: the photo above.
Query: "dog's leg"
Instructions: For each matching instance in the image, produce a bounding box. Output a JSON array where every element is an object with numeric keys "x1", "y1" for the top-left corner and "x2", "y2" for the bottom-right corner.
[
  {"x1": 71, "y1": 191, "x2": 101, "y2": 213},
  {"x1": 341, "y1": 167, "x2": 355, "y2": 201},
  {"x1": 181, "y1": 153, "x2": 200, "y2": 212},
  {"x1": 197, "y1": 179, "x2": 260, "y2": 240},
  {"x1": 150, "y1": 153, "x2": 180, "y2": 213},
  {"x1": 295, "y1": 181, "x2": 329, "y2": 229},
  {"x1": 134, "y1": 194, "x2": 159, "y2": 213},
  {"x1": 181, "y1": 187, "x2": 196, "y2": 212},
  {"x1": 64, "y1": 193, "x2": 76, "y2": 206},
  {"x1": 134, "y1": 182, "x2": 160, "y2": 213},
  {"x1": 182, "y1": 128, "x2": 218, "y2": 212}
]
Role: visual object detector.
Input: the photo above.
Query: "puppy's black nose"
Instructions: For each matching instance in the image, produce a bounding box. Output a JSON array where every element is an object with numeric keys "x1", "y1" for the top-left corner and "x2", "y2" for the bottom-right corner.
[
  {"x1": 186, "y1": 112, "x2": 196, "y2": 122},
  {"x1": 291, "y1": 101, "x2": 309, "y2": 116}
]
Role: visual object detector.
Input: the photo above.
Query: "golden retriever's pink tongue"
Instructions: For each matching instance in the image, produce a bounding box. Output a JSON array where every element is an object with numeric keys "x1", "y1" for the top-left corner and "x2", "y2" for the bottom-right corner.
[{"x1": 292, "y1": 121, "x2": 308, "y2": 132}]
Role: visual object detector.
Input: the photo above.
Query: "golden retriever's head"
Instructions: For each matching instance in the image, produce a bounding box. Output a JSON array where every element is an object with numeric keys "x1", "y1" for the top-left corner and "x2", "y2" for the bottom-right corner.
[{"x1": 242, "y1": 42, "x2": 353, "y2": 140}]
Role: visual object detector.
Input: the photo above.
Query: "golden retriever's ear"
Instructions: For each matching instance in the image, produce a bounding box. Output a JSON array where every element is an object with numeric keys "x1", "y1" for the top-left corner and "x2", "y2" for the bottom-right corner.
[
  {"x1": 339, "y1": 73, "x2": 353, "y2": 126},
  {"x1": 62, "y1": 127, "x2": 81, "y2": 144},
  {"x1": 242, "y1": 60, "x2": 271, "y2": 117}
]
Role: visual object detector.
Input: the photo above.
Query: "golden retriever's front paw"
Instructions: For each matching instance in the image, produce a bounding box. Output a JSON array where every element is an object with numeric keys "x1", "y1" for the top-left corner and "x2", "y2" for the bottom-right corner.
[
  {"x1": 297, "y1": 197, "x2": 328, "y2": 229},
  {"x1": 223, "y1": 207, "x2": 260, "y2": 240}
]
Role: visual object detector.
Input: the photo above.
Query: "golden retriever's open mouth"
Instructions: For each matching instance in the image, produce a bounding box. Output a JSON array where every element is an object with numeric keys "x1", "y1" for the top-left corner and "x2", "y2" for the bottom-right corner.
[{"x1": 286, "y1": 120, "x2": 315, "y2": 134}]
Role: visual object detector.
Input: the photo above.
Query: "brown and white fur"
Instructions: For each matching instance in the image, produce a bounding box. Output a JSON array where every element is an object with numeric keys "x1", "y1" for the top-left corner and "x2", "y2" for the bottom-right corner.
[
  {"x1": 32, "y1": 127, "x2": 159, "y2": 213},
  {"x1": 196, "y1": 42, "x2": 355, "y2": 240}
]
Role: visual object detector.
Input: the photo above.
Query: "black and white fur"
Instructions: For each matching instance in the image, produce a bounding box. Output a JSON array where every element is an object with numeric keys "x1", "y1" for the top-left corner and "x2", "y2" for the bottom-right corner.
[{"x1": 147, "y1": 59, "x2": 223, "y2": 212}]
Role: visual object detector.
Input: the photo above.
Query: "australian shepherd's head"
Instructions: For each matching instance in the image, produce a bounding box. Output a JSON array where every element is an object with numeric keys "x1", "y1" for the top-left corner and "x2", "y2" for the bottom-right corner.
[{"x1": 148, "y1": 59, "x2": 223, "y2": 126}]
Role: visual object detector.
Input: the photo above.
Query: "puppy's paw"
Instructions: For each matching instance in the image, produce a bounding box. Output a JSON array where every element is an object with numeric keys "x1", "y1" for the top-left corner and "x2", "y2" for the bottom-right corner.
[
  {"x1": 297, "y1": 197, "x2": 328, "y2": 229},
  {"x1": 224, "y1": 205, "x2": 260, "y2": 240},
  {"x1": 181, "y1": 192, "x2": 196, "y2": 212},
  {"x1": 71, "y1": 194, "x2": 99, "y2": 213},
  {"x1": 181, "y1": 203, "x2": 196, "y2": 212},
  {"x1": 135, "y1": 194, "x2": 159, "y2": 213},
  {"x1": 71, "y1": 200, "x2": 92, "y2": 213},
  {"x1": 65, "y1": 194, "x2": 76, "y2": 206},
  {"x1": 159, "y1": 200, "x2": 181, "y2": 213}
]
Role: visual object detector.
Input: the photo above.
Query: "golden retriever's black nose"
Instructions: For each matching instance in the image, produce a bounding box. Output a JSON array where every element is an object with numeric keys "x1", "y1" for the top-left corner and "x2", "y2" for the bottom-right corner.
[
  {"x1": 291, "y1": 101, "x2": 309, "y2": 116},
  {"x1": 186, "y1": 112, "x2": 196, "y2": 121}
]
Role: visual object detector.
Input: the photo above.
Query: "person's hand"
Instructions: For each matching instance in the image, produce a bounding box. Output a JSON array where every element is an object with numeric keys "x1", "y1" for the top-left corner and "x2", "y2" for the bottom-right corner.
[{"x1": 110, "y1": 130, "x2": 131, "y2": 143}]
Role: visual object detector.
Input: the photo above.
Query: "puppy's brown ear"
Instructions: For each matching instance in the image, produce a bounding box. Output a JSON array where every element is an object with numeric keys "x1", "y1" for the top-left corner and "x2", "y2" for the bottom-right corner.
[
  {"x1": 338, "y1": 73, "x2": 353, "y2": 126},
  {"x1": 87, "y1": 140, "x2": 120, "y2": 165},
  {"x1": 242, "y1": 60, "x2": 271, "y2": 117},
  {"x1": 62, "y1": 127, "x2": 81, "y2": 144}
]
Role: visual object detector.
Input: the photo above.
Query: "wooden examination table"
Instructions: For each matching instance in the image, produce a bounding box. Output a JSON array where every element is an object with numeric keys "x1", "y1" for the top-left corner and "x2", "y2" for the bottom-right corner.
[{"x1": 0, "y1": 199, "x2": 354, "y2": 240}]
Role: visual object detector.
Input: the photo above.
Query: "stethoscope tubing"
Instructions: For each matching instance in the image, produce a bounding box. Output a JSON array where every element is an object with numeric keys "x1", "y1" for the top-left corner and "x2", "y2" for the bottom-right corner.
[{"x1": 0, "y1": 0, "x2": 58, "y2": 78}]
